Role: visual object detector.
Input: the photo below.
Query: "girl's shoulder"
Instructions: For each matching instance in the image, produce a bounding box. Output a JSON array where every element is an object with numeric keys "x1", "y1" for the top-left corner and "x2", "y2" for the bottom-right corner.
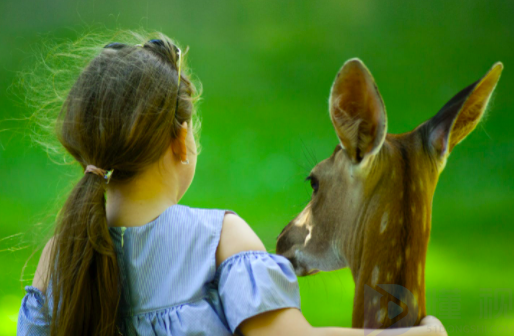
[
  {"x1": 210, "y1": 213, "x2": 302, "y2": 334},
  {"x1": 167, "y1": 203, "x2": 270, "y2": 273},
  {"x1": 215, "y1": 211, "x2": 267, "y2": 269},
  {"x1": 163, "y1": 204, "x2": 271, "y2": 282},
  {"x1": 165, "y1": 204, "x2": 267, "y2": 264}
]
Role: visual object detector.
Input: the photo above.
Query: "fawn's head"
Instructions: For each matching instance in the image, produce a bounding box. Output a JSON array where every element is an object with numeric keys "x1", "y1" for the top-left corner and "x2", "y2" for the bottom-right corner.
[
  {"x1": 276, "y1": 58, "x2": 502, "y2": 283},
  {"x1": 276, "y1": 58, "x2": 502, "y2": 327}
]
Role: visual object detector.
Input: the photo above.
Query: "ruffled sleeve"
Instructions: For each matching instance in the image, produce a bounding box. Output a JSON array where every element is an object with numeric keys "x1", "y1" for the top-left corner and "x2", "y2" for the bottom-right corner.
[
  {"x1": 17, "y1": 286, "x2": 50, "y2": 335},
  {"x1": 213, "y1": 250, "x2": 301, "y2": 333}
]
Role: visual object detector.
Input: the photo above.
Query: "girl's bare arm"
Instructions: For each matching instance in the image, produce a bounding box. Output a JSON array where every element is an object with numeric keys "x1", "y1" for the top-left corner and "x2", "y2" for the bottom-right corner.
[{"x1": 238, "y1": 307, "x2": 447, "y2": 336}]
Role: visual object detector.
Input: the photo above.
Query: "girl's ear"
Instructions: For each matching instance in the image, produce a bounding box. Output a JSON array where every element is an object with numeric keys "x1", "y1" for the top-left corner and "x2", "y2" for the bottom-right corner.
[{"x1": 171, "y1": 121, "x2": 188, "y2": 162}]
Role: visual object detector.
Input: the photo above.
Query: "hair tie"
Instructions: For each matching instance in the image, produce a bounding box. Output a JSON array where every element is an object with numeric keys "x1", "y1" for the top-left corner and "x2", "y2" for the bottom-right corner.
[{"x1": 84, "y1": 164, "x2": 114, "y2": 184}]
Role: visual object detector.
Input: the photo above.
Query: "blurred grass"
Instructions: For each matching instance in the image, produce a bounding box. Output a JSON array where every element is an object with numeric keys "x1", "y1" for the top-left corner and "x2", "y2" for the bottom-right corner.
[{"x1": 1, "y1": 0, "x2": 513, "y2": 335}]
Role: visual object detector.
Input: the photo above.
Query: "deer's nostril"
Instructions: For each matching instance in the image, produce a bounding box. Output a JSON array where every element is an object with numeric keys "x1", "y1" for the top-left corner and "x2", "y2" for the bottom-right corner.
[{"x1": 288, "y1": 256, "x2": 298, "y2": 269}]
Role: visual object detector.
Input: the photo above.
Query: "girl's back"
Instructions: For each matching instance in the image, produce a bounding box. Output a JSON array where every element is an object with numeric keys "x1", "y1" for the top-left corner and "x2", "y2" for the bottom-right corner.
[{"x1": 18, "y1": 204, "x2": 302, "y2": 335}]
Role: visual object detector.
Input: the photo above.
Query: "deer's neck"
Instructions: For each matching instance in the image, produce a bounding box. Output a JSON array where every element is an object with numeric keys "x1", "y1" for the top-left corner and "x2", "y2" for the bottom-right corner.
[
  {"x1": 351, "y1": 208, "x2": 431, "y2": 328},
  {"x1": 348, "y1": 148, "x2": 435, "y2": 328}
]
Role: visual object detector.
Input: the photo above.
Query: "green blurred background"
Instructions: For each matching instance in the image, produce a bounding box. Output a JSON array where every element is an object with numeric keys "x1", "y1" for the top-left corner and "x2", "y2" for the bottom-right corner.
[{"x1": 1, "y1": 0, "x2": 513, "y2": 335}]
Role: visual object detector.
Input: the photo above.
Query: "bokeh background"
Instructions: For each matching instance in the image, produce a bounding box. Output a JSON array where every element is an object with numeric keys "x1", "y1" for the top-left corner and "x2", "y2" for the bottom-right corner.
[{"x1": 1, "y1": 1, "x2": 513, "y2": 335}]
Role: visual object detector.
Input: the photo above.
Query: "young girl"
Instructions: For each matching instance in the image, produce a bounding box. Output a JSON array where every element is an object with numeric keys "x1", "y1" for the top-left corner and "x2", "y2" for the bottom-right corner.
[{"x1": 17, "y1": 30, "x2": 447, "y2": 336}]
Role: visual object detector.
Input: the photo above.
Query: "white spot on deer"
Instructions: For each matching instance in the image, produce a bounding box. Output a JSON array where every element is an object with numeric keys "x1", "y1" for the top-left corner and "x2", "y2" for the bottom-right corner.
[
  {"x1": 372, "y1": 296, "x2": 379, "y2": 306},
  {"x1": 380, "y1": 211, "x2": 389, "y2": 234},
  {"x1": 376, "y1": 308, "x2": 386, "y2": 323},
  {"x1": 413, "y1": 290, "x2": 419, "y2": 305},
  {"x1": 406, "y1": 246, "x2": 410, "y2": 259},
  {"x1": 293, "y1": 204, "x2": 314, "y2": 247},
  {"x1": 294, "y1": 204, "x2": 311, "y2": 227},
  {"x1": 371, "y1": 266, "x2": 380, "y2": 287},
  {"x1": 303, "y1": 223, "x2": 313, "y2": 246},
  {"x1": 396, "y1": 256, "x2": 402, "y2": 269},
  {"x1": 418, "y1": 263, "x2": 422, "y2": 285}
]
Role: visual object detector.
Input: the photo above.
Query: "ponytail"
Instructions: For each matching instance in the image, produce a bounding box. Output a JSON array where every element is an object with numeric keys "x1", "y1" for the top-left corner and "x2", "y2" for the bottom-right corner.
[{"x1": 48, "y1": 171, "x2": 120, "y2": 336}]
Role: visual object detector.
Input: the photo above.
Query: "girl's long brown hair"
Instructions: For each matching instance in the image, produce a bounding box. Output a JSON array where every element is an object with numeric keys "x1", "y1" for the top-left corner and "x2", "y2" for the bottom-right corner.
[{"x1": 23, "y1": 28, "x2": 200, "y2": 335}]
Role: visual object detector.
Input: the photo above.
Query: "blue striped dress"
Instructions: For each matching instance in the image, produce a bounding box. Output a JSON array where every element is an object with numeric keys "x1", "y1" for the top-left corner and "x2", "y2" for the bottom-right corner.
[{"x1": 17, "y1": 204, "x2": 302, "y2": 335}]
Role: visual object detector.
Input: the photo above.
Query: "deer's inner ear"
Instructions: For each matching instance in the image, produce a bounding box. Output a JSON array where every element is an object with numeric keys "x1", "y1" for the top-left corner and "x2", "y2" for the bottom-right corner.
[
  {"x1": 425, "y1": 62, "x2": 503, "y2": 158},
  {"x1": 329, "y1": 58, "x2": 387, "y2": 164}
]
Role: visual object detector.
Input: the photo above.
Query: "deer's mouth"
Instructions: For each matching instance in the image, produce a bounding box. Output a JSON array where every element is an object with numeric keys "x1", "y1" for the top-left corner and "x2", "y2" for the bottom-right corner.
[
  {"x1": 307, "y1": 269, "x2": 321, "y2": 275},
  {"x1": 282, "y1": 253, "x2": 318, "y2": 277}
]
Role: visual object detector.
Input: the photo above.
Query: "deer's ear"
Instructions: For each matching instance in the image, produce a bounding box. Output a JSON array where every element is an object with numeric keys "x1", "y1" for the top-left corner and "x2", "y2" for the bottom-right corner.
[
  {"x1": 426, "y1": 62, "x2": 503, "y2": 157},
  {"x1": 329, "y1": 58, "x2": 387, "y2": 164}
]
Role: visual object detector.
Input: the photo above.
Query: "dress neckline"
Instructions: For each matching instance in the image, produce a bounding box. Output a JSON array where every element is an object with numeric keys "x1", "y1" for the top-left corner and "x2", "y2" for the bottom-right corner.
[{"x1": 108, "y1": 204, "x2": 182, "y2": 231}]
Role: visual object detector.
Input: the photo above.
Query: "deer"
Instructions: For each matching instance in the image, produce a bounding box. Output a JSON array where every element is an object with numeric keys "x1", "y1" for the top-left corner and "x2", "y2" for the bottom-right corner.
[{"x1": 276, "y1": 58, "x2": 503, "y2": 329}]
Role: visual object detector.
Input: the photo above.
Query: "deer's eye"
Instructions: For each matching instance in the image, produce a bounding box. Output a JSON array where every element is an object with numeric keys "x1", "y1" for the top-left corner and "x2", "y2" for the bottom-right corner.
[{"x1": 306, "y1": 175, "x2": 319, "y2": 193}]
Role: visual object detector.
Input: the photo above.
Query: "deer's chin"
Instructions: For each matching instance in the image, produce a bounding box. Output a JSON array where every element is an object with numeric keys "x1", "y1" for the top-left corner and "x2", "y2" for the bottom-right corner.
[
  {"x1": 288, "y1": 248, "x2": 348, "y2": 276},
  {"x1": 294, "y1": 266, "x2": 318, "y2": 277}
]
